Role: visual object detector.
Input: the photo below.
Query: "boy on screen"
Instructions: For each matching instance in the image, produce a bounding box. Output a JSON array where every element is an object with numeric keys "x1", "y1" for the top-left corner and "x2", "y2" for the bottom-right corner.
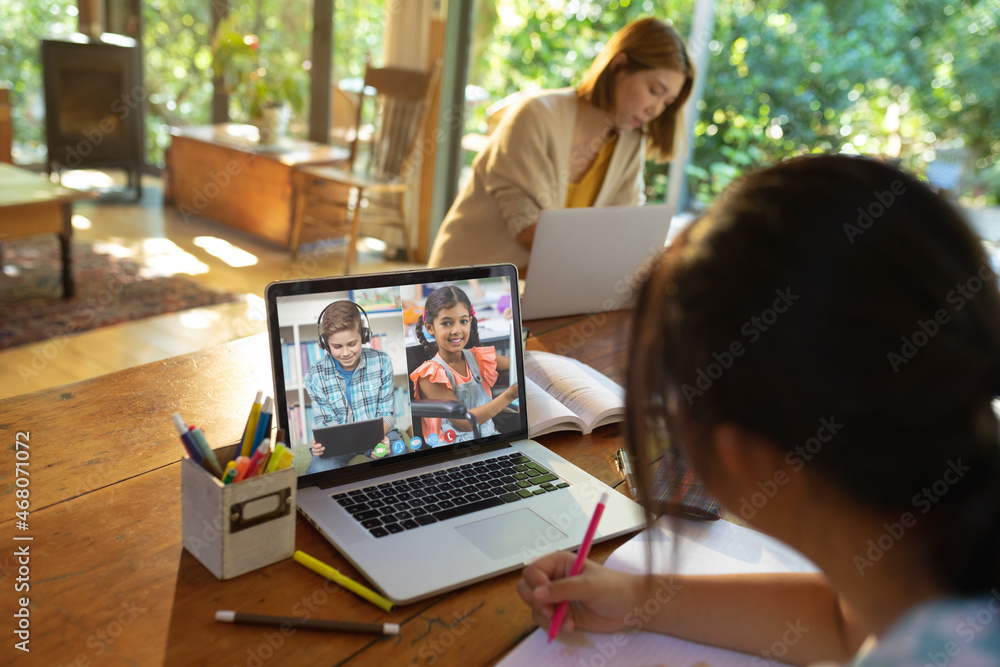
[{"x1": 304, "y1": 300, "x2": 399, "y2": 473}]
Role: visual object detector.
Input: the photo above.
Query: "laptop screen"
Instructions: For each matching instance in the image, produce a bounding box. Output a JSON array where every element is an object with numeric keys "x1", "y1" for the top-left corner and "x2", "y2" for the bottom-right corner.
[{"x1": 264, "y1": 264, "x2": 526, "y2": 488}]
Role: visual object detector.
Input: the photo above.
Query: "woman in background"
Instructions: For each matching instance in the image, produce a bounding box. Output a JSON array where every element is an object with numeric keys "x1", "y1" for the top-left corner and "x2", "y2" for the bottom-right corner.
[{"x1": 428, "y1": 17, "x2": 694, "y2": 273}]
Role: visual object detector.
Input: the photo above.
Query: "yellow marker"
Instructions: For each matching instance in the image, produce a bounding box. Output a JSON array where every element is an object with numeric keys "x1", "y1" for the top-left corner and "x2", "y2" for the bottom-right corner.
[
  {"x1": 240, "y1": 390, "x2": 264, "y2": 457},
  {"x1": 293, "y1": 550, "x2": 394, "y2": 612},
  {"x1": 274, "y1": 448, "x2": 295, "y2": 470},
  {"x1": 264, "y1": 444, "x2": 288, "y2": 474}
]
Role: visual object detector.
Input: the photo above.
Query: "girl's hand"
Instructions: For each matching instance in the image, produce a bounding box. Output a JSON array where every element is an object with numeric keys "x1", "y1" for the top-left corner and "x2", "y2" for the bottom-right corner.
[
  {"x1": 309, "y1": 441, "x2": 325, "y2": 456},
  {"x1": 503, "y1": 383, "x2": 519, "y2": 403},
  {"x1": 516, "y1": 551, "x2": 644, "y2": 636}
]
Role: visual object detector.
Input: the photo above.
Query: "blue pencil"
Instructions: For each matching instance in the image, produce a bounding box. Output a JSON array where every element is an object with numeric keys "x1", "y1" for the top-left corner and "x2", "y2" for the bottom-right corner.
[{"x1": 251, "y1": 396, "x2": 273, "y2": 450}]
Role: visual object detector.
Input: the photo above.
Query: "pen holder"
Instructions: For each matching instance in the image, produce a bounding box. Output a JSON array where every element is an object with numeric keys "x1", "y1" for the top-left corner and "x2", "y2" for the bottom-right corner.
[{"x1": 181, "y1": 444, "x2": 297, "y2": 580}]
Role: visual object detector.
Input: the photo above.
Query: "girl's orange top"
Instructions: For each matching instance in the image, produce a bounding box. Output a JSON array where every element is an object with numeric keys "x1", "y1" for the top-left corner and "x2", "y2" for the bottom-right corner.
[
  {"x1": 409, "y1": 347, "x2": 499, "y2": 439},
  {"x1": 409, "y1": 346, "x2": 498, "y2": 398}
]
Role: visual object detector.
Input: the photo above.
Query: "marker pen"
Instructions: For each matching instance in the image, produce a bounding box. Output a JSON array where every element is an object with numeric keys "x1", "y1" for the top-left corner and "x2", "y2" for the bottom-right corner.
[
  {"x1": 240, "y1": 390, "x2": 264, "y2": 457},
  {"x1": 221, "y1": 460, "x2": 239, "y2": 484},
  {"x1": 251, "y1": 396, "x2": 274, "y2": 451},
  {"x1": 189, "y1": 425, "x2": 224, "y2": 478},
  {"x1": 243, "y1": 439, "x2": 271, "y2": 479},
  {"x1": 172, "y1": 413, "x2": 204, "y2": 463}
]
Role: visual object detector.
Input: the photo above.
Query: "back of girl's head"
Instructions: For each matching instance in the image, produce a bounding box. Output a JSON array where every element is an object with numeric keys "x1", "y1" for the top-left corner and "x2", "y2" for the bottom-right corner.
[
  {"x1": 578, "y1": 16, "x2": 695, "y2": 162},
  {"x1": 627, "y1": 153, "x2": 1000, "y2": 593},
  {"x1": 415, "y1": 285, "x2": 481, "y2": 356}
]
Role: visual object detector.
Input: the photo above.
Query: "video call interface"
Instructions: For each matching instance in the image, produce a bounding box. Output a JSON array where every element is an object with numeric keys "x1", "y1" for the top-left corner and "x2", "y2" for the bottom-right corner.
[{"x1": 274, "y1": 277, "x2": 521, "y2": 479}]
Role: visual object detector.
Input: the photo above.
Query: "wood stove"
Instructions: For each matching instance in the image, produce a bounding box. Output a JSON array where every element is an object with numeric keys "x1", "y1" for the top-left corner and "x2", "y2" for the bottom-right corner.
[{"x1": 41, "y1": 33, "x2": 144, "y2": 198}]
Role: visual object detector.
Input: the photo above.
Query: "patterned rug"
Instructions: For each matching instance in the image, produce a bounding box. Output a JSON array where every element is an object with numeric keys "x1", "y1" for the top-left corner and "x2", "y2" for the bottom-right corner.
[{"x1": 0, "y1": 238, "x2": 243, "y2": 351}]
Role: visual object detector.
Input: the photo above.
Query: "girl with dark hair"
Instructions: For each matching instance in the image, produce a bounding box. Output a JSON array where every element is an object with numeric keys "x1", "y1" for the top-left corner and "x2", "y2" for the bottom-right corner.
[
  {"x1": 517, "y1": 154, "x2": 1000, "y2": 664},
  {"x1": 410, "y1": 285, "x2": 520, "y2": 444}
]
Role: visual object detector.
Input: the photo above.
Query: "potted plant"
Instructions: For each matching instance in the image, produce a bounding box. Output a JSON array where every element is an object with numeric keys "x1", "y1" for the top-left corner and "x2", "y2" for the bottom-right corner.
[
  {"x1": 249, "y1": 72, "x2": 305, "y2": 144},
  {"x1": 212, "y1": 15, "x2": 306, "y2": 144}
]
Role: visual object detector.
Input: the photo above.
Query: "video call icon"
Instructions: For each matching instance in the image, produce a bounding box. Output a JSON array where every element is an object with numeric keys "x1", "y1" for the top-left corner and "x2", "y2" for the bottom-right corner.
[{"x1": 373, "y1": 442, "x2": 389, "y2": 458}]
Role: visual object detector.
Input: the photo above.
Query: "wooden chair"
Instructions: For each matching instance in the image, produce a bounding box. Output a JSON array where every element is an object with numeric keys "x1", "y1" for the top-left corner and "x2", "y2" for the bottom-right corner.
[
  {"x1": 329, "y1": 86, "x2": 361, "y2": 150},
  {"x1": 290, "y1": 59, "x2": 442, "y2": 272}
]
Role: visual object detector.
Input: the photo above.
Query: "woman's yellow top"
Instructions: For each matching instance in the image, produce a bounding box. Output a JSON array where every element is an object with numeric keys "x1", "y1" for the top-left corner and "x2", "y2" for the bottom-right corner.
[{"x1": 564, "y1": 135, "x2": 619, "y2": 208}]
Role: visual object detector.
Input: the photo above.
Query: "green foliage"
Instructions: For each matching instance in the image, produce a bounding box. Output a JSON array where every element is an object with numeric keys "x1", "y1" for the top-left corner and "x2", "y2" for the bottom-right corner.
[
  {"x1": 211, "y1": 13, "x2": 306, "y2": 119},
  {"x1": 211, "y1": 15, "x2": 260, "y2": 95},
  {"x1": 142, "y1": 0, "x2": 215, "y2": 165},
  {"x1": 204, "y1": 2, "x2": 310, "y2": 127},
  {"x1": 691, "y1": 0, "x2": 1000, "y2": 204},
  {"x1": 0, "y1": 0, "x2": 76, "y2": 161},
  {"x1": 333, "y1": 0, "x2": 385, "y2": 79}
]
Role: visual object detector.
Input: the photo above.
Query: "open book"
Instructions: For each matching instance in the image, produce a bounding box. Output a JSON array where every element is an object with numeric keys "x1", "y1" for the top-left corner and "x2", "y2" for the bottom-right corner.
[{"x1": 523, "y1": 350, "x2": 625, "y2": 437}]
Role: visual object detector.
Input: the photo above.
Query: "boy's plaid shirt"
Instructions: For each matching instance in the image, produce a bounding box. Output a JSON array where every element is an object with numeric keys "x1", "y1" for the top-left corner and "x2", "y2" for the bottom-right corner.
[{"x1": 304, "y1": 348, "x2": 396, "y2": 430}]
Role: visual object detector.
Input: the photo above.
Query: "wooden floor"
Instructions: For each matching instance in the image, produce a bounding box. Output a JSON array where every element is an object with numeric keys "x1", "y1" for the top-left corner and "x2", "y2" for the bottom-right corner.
[{"x1": 0, "y1": 172, "x2": 421, "y2": 400}]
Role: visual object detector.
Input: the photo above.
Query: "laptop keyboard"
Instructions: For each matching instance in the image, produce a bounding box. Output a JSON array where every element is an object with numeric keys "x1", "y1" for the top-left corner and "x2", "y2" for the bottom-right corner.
[{"x1": 333, "y1": 452, "x2": 570, "y2": 538}]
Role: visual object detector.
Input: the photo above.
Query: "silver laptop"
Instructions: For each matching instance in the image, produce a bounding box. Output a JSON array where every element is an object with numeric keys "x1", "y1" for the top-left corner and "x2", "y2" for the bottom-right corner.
[
  {"x1": 265, "y1": 264, "x2": 644, "y2": 604},
  {"x1": 520, "y1": 204, "x2": 674, "y2": 320}
]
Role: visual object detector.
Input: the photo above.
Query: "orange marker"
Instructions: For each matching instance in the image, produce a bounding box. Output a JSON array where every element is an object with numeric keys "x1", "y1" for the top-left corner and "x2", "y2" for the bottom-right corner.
[{"x1": 233, "y1": 456, "x2": 252, "y2": 482}]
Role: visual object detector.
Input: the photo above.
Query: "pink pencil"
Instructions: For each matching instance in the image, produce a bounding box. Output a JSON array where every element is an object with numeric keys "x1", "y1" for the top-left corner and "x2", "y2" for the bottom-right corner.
[{"x1": 547, "y1": 492, "x2": 608, "y2": 643}]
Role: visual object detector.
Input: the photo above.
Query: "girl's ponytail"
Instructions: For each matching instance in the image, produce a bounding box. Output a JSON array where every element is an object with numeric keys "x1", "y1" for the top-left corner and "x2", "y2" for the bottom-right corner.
[
  {"x1": 469, "y1": 313, "x2": 481, "y2": 349},
  {"x1": 415, "y1": 314, "x2": 438, "y2": 357},
  {"x1": 928, "y1": 402, "x2": 1000, "y2": 593}
]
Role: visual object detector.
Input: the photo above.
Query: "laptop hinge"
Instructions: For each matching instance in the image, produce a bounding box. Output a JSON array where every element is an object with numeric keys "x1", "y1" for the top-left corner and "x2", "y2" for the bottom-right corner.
[{"x1": 313, "y1": 441, "x2": 514, "y2": 490}]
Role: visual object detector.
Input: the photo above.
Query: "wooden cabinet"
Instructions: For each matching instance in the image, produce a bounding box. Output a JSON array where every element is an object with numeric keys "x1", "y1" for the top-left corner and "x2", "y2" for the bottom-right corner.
[{"x1": 164, "y1": 125, "x2": 348, "y2": 247}]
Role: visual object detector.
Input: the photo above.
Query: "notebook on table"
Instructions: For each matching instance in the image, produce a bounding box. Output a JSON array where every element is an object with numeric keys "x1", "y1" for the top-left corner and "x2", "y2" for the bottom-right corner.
[
  {"x1": 520, "y1": 204, "x2": 674, "y2": 320},
  {"x1": 265, "y1": 264, "x2": 645, "y2": 604}
]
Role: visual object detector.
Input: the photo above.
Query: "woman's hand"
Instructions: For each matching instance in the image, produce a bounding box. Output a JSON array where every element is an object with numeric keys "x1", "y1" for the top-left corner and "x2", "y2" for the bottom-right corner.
[
  {"x1": 309, "y1": 441, "x2": 325, "y2": 456},
  {"x1": 516, "y1": 551, "x2": 645, "y2": 636}
]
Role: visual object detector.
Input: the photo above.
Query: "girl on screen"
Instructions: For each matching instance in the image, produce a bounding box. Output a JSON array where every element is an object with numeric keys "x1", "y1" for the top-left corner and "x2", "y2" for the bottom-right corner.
[{"x1": 410, "y1": 285, "x2": 520, "y2": 444}]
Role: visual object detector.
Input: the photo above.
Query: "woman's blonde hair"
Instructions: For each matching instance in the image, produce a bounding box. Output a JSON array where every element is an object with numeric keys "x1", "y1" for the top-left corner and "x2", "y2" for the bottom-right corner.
[{"x1": 577, "y1": 17, "x2": 694, "y2": 163}]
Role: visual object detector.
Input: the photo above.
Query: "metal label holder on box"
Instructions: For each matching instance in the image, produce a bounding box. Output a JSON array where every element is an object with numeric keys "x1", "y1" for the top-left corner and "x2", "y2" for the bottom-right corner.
[{"x1": 181, "y1": 443, "x2": 296, "y2": 580}]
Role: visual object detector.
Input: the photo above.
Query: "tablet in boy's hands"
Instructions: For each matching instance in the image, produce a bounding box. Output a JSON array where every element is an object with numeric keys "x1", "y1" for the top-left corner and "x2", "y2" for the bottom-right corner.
[{"x1": 313, "y1": 419, "x2": 383, "y2": 458}]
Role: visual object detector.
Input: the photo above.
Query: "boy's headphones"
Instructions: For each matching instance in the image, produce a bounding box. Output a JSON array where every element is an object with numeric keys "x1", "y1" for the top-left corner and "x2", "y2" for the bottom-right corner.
[{"x1": 317, "y1": 301, "x2": 372, "y2": 355}]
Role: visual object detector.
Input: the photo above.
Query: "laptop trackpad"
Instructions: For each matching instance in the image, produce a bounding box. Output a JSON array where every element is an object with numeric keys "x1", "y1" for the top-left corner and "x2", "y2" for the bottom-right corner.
[{"x1": 454, "y1": 509, "x2": 567, "y2": 561}]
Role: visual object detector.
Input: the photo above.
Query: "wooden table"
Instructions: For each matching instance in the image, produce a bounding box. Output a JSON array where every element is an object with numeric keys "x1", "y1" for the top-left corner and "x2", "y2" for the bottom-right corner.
[
  {"x1": 0, "y1": 163, "x2": 94, "y2": 298},
  {"x1": 164, "y1": 124, "x2": 349, "y2": 248},
  {"x1": 0, "y1": 310, "x2": 634, "y2": 665}
]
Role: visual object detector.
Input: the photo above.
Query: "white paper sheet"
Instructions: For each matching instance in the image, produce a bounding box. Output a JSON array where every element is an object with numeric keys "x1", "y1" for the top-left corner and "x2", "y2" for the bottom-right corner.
[{"x1": 496, "y1": 517, "x2": 818, "y2": 667}]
